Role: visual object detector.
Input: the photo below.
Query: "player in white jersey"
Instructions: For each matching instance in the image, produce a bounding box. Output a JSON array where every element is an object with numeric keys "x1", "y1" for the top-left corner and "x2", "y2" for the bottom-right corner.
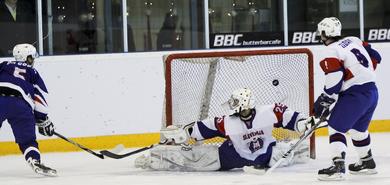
[
  {"x1": 134, "y1": 88, "x2": 314, "y2": 172},
  {"x1": 314, "y1": 17, "x2": 381, "y2": 181}
]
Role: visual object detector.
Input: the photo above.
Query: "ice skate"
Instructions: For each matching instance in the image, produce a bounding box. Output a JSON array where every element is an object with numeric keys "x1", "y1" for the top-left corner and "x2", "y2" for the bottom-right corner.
[
  {"x1": 318, "y1": 156, "x2": 345, "y2": 181},
  {"x1": 27, "y1": 158, "x2": 57, "y2": 177},
  {"x1": 349, "y1": 150, "x2": 377, "y2": 175}
]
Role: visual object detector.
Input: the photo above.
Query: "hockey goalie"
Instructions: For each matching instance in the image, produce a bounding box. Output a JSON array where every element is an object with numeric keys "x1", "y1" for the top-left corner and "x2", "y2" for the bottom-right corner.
[{"x1": 135, "y1": 88, "x2": 316, "y2": 173}]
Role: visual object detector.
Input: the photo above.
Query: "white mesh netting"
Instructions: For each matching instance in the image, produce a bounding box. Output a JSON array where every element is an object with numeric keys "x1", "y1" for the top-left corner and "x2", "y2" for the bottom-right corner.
[{"x1": 163, "y1": 49, "x2": 313, "y2": 145}]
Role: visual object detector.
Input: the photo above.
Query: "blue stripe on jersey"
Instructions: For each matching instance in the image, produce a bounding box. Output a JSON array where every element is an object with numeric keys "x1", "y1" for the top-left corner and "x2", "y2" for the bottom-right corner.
[
  {"x1": 324, "y1": 78, "x2": 343, "y2": 95},
  {"x1": 363, "y1": 43, "x2": 381, "y2": 63},
  {"x1": 197, "y1": 121, "x2": 225, "y2": 139},
  {"x1": 284, "y1": 112, "x2": 299, "y2": 131}
]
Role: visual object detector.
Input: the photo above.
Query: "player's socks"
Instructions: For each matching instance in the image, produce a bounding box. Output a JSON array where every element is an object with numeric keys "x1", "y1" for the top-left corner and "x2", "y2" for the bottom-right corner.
[
  {"x1": 19, "y1": 141, "x2": 40, "y2": 161},
  {"x1": 318, "y1": 154, "x2": 345, "y2": 181},
  {"x1": 349, "y1": 150, "x2": 377, "y2": 175}
]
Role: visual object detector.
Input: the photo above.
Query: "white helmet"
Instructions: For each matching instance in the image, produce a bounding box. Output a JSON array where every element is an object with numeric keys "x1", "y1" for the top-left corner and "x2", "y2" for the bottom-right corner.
[
  {"x1": 13, "y1": 44, "x2": 39, "y2": 63},
  {"x1": 226, "y1": 88, "x2": 256, "y2": 114},
  {"x1": 316, "y1": 17, "x2": 342, "y2": 37}
]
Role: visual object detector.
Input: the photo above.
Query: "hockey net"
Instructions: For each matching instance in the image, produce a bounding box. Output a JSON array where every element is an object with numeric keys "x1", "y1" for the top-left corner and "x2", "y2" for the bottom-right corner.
[{"x1": 162, "y1": 48, "x2": 315, "y2": 158}]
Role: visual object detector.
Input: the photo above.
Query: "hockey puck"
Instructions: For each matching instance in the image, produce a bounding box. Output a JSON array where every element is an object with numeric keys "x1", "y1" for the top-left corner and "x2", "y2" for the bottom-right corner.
[{"x1": 272, "y1": 79, "x2": 279, "y2": 86}]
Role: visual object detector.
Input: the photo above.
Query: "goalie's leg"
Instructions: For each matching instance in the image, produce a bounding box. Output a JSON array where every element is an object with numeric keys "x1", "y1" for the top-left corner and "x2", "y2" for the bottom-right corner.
[
  {"x1": 219, "y1": 141, "x2": 275, "y2": 172},
  {"x1": 134, "y1": 144, "x2": 220, "y2": 171}
]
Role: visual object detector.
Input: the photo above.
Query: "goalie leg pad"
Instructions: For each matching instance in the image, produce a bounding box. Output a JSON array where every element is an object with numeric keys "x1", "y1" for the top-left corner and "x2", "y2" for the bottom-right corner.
[
  {"x1": 142, "y1": 144, "x2": 221, "y2": 171},
  {"x1": 269, "y1": 140, "x2": 310, "y2": 167}
]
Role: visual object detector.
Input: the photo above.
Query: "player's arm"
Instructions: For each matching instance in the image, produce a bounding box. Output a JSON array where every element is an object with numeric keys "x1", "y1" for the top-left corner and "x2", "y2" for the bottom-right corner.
[
  {"x1": 362, "y1": 41, "x2": 381, "y2": 70},
  {"x1": 31, "y1": 69, "x2": 49, "y2": 120},
  {"x1": 272, "y1": 103, "x2": 302, "y2": 132},
  {"x1": 311, "y1": 57, "x2": 342, "y2": 118},
  {"x1": 319, "y1": 57, "x2": 344, "y2": 97},
  {"x1": 160, "y1": 117, "x2": 226, "y2": 144},
  {"x1": 190, "y1": 117, "x2": 226, "y2": 141},
  {"x1": 32, "y1": 69, "x2": 54, "y2": 136},
  {"x1": 271, "y1": 103, "x2": 323, "y2": 135}
]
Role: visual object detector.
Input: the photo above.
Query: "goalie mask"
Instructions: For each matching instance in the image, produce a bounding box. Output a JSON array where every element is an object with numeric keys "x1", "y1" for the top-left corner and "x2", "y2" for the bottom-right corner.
[
  {"x1": 224, "y1": 88, "x2": 255, "y2": 115},
  {"x1": 13, "y1": 43, "x2": 39, "y2": 66},
  {"x1": 316, "y1": 17, "x2": 342, "y2": 38}
]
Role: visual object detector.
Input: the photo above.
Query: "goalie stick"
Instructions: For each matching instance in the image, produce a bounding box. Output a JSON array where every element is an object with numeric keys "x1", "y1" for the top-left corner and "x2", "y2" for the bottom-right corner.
[
  {"x1": 54, "y1": 131, "x2": 105, "y2": 159},
  {"x1": 244, "y1": 108, "x2": 330, "y2": 175},
  {"x1": 100, "y1": 140, "x2": 169, "y2": 159},
  {"x1": 100, "y1": 144, "x2": 154, "y2": 159}
]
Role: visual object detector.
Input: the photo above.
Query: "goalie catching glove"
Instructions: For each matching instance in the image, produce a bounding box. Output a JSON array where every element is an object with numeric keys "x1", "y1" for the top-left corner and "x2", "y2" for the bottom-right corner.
[
  {"x1": 36, "y1": 117, "x2": 55, "y2": 136},
  {"x1": 160, "y1": 122, "x2": 195, "y2": 144}
]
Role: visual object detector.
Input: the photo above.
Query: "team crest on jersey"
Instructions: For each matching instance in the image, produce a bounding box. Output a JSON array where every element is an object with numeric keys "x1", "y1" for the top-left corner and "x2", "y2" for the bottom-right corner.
[{"x1": 249, "y1": 137, "x2": 264, "y2": 153}]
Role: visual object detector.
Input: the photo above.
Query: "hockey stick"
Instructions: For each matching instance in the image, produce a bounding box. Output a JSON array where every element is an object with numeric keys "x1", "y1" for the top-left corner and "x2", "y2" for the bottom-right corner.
[
  {"x1": 100, "y1": 140, "x2": 169, "y2": 159},
  {"x1": 263, "y1": 110, "x2": 329, "y2": 175},
  {"x1": 54, "y1": 131, "x2": 105, "y2": 159},
  {"x1": 100, "y1": 144, "x2": 155, "y2": 159}
]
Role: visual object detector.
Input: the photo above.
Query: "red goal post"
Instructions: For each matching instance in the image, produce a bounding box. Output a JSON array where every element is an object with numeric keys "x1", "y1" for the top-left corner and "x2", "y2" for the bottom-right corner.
[{"x1": 163, "y1": 48, "x2": 315, "y2": 158}]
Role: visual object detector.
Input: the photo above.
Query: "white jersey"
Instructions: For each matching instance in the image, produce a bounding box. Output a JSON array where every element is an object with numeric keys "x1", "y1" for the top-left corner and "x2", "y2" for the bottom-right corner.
[
  {"x1": 320, "y1": 36, "x2": 379, "y2": 96},
  {"x1": 190, "y1": 103, "x2": 302, "y2": 161}
]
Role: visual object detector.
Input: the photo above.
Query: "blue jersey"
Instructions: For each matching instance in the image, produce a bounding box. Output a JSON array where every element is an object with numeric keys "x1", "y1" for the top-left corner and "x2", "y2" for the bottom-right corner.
[{"x1": 0, "y1": 61, "x2": 49, "y2": 120}]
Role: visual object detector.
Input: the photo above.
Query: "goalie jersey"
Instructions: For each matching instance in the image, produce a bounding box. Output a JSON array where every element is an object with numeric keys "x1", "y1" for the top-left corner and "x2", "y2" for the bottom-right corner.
[
  {"x1": 0, "y1": 61, "x2": 49, "y2": 120},
  {"x1": 190, "y1": 103, "x2": 302, "y2": 163}
]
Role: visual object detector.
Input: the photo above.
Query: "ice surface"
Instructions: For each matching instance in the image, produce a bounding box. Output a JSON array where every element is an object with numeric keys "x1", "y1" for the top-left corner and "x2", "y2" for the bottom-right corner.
[{"x1": 1, "y1": 133, "x2": 390, "y2": 185}]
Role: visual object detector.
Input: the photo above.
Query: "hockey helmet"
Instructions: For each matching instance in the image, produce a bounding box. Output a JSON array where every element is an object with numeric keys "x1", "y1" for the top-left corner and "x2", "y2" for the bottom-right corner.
[
  {"x1": 316, "y1": 17, "x2": 342, "y2": 37},
  {"x1": 13, "y1": 43, "x2": 39, "y2": 64},
  {"x1": 225, "y1": 88, "x2": 256, "y2": 114}
]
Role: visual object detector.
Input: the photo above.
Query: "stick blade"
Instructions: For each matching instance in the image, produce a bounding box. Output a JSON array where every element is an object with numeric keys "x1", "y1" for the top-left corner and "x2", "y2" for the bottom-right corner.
[
  {"x1": 99, "y1": 144, "x2": 125, "y2": 159},
  {"x1": 100, "y1": 150, "x2": 122, "y2": 159}
]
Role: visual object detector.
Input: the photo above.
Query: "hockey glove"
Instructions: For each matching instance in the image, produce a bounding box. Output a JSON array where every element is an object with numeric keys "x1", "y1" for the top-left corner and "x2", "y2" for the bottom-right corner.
[
  {"x1": 37, "y1": 117, "x2": 55, "y2": 136},
  {"x1": 296, "y1": 116, "x2": 316, "y2": 137},
  {"x1": 313, "y1": 93, "x2": 335, "y2": 118}
]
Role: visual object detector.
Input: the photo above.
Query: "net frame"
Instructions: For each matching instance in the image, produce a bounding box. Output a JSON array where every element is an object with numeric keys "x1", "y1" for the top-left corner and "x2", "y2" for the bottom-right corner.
[{"x1": 163, "y1": 48, "x2": 315, "y2": 158}]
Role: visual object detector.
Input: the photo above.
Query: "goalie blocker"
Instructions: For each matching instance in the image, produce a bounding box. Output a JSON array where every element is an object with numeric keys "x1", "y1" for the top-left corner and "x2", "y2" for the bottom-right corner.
[{"x1": 135, "y1": 88, "x2": 315, "y2": 172}]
